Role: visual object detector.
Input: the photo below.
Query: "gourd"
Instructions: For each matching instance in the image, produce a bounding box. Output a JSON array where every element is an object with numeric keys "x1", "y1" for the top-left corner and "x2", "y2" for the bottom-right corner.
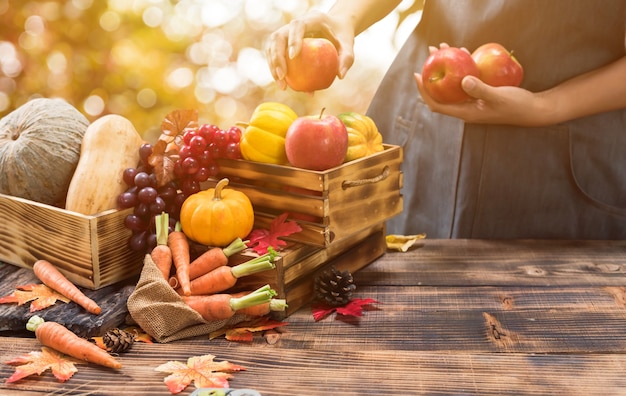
[
  {"x1": 65, "y1": 114, "x2": 143, "y2": 215},
  {"x1": 0, "y1": 98, "x2": 89, "y2": 206},
  {"x1": 179, "y1": 178, "x2": 254, "y2": 247},
  {"x1": 240, "y1": 102, "x2": 298, "y2": 165},
  {"x1": 338, "y1": 112, "x2": 384, "y2": 163}
]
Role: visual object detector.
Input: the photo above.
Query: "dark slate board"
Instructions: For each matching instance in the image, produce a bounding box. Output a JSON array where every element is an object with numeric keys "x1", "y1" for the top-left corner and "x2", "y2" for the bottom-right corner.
[{"x1": 0, "y1": 262, "x2": 137, "y2": 338}]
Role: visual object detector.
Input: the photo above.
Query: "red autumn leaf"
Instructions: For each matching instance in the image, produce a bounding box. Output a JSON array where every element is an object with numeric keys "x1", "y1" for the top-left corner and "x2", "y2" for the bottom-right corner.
[
  {"x1": 5, "y1": 346, "x2": 80, "y2": 383},
  {"x1": 155, "y1": 354, "x2": 245, "y2": 394},
  {"x1": 0, "y1": 283, "x2": 70, "y2": 312},
  {"x1": 210, "y1": 317, "x2": 288, "y2": 342},
  {"x1": 247, "y1": 212, "x2": 302, "y2": 255},
  {"x1": 312, "y1": 298, "x2": 381, "y2": 321}
]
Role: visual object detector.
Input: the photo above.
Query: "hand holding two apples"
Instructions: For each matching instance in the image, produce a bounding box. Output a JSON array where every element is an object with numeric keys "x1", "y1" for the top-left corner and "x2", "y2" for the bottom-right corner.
[{"x1": 420, "y1": 43, "x2": 524, "y2": 104}]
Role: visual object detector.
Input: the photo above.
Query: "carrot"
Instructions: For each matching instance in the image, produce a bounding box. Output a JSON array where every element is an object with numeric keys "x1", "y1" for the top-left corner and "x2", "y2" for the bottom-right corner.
[
  {"x1": 185, "y1": 248, "x2": 278, "y2": 296},
  {"x1": 27, "y1": 315, "x2": 121, "y2": 369},
  {"x1": 237, "y1": 297, "x2": 288, "y2": 317},
  {"x1": 151, "y1": 212, "x2": 172, "y2": 280},
  {"x1": 188, "y1": 237, "x2": 248, "y2": 280},
  {"x1": 182, "y1": 285, "x2": 277, "y2": 321},
  {"x1": 168, "y1": 222, "x2": 191, "y2": 296},
  {"x1": 33, "y1": 259, "x2": 101, "y2": 315}
]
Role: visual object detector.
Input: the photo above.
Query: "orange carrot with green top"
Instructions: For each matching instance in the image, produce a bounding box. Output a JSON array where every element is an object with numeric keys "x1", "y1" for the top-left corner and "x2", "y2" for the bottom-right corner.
[
  {"x1": 33, "y1": 259, "x2": 101, "y2": 315},
  {"x1": 188, "y1": 237, "x2": 248, "y2": 280},
  {"x1": 233, "y1": 291, "x2": 288, "y2": 317},
  {"x1": 168, "y1": 222, "x2": 191, "y2": 296},
  {"x1": 27, "y1": 315, "x2": 121, "y2": 369},
  {"x1": 184, "y1": 248, "x2": 278, "y2": 296},
  {"x1": 151, "y1": 212, "x2": 172, "y2": 280},
  {"x1": 182, "y1": 285, "x2": 277, "y2": 321}
]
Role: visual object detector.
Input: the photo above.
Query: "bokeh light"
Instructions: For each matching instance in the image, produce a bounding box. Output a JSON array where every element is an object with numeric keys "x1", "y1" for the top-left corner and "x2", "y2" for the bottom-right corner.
[{"x1": 0, "y1": 0, "x2": 421, "y2": 139}]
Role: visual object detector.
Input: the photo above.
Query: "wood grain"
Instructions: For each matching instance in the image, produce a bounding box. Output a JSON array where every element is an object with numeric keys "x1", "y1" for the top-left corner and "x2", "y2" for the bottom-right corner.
[{"x1": 2, "y1": 238, "x2": 626, "y2": 395}]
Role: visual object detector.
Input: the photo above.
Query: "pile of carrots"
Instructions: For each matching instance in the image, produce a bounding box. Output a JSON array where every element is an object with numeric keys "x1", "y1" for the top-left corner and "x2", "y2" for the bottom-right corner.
[{"x1": 151, "y1": 213, "x2": 287, "y2": 321}]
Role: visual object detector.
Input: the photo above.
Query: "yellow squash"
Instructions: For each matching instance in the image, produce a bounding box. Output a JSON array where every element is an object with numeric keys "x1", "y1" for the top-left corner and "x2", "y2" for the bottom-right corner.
[
  {"x1": 338, "y1": 112, "x2": 384, "y2": 162},
  {"x1": 179, "y1": 178, "x2": 254, "y2": 247},
  {"x1": 240, "y1": 102, "x2": 298, "y2": 165},
  {"x1": 65, "y1": 114, "x2": 143, "y2": 215}
]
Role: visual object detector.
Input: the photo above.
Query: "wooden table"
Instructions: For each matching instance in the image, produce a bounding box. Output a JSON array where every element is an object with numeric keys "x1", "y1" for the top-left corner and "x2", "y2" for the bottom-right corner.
[{"x1": 2, "y1": 239, "x2": 626, "y2": 395}]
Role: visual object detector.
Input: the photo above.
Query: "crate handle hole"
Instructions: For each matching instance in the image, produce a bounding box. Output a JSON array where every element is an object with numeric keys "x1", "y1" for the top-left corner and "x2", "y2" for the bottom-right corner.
[{"x1": 342, "y1": 166, "x2": 390, "y2": 190}]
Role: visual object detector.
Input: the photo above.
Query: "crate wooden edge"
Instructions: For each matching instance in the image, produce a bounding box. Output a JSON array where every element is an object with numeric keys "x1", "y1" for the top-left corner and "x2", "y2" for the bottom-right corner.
[
  {"x1": 279, "y1": 224, "x2": 387, "y2": 318},
  {"x1": 0, "y1": 192, "x2": 143, "y2": 289},
  {"x1": 232, "y1": 223, "x2": 387, "y2": 318}
]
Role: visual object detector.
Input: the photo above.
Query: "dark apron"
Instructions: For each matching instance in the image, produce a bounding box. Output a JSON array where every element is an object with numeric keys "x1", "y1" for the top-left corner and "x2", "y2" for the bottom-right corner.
[{"x1": 368, "y1": 0, "x2": 626, "y2": 239}]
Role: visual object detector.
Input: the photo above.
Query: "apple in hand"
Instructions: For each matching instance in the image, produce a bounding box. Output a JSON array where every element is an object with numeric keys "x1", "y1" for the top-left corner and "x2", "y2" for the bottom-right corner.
[
  {"x1": 285, "y1": 109, "x2": 348, "y2": 171},
  {"x1": 285, "y1": 38, "x2": 339, "y2": 93},
  {"x1": 421, "y1": 46, "x2": 480, "y2": 104},
  {"x1": 471, "y1": 43, "x2": 524, "y2": 87}
]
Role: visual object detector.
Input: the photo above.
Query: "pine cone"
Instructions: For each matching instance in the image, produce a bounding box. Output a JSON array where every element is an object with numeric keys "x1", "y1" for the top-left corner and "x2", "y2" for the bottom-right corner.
[
  {"x1": 102, "y1": 328, "x2": 135, "y2": 354},
  {"x1": 314, "y1": 266, "x2": 356, "y2": 307}
]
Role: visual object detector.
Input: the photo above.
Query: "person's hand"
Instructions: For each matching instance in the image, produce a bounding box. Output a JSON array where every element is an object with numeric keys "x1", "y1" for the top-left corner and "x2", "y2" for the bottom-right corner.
[
  {"x1": 415, "y1": 43, "x2": 545, "y2": 126},
  {"x1": 266, "y1": 10, "x2": 356, "y2": 90},
  {"x1": 415, "y1": 72, "x2": 545, "y2": 126}
]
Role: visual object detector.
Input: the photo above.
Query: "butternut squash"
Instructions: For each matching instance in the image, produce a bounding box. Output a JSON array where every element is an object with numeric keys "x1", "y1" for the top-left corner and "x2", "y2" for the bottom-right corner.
[{"x1": 65, "y1": 114, "x2": 143, "y2": 215}]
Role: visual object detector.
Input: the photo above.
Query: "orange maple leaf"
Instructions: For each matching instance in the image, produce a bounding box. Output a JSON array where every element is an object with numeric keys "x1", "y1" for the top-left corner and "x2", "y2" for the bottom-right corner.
[
  {"x1": 4, "y1": 346, "x2": 81, "y2": 383},
  {"x1": 210, "y1": 317, "x2": 289, "y2": 342},
  {"x1": 0, "y1": 283, "x2": 70, "y2": 312},
  {"x1": 155, "y1": 354, "x2": 245, "y2": 394}
]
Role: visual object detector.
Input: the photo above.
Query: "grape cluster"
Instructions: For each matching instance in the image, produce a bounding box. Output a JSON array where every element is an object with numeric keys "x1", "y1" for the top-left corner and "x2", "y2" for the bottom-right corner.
[
  {"x1": 117, "y1": 124, "x2": 243, "y2": 253},
  {"x1": 173, "y1": 124, "x2": 243, "y2": 197}
]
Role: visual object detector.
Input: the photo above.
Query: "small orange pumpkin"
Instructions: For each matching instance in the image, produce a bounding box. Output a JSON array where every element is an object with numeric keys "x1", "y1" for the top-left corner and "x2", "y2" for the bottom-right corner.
[{"x1": 179, "y1": 178, "x2": 254, "y2": 247}]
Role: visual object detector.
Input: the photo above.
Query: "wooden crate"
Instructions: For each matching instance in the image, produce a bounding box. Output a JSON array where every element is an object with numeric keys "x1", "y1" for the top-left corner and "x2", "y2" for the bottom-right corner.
[
  {"x1": 209, "y1": 144, "x2": 403, "y2": 247},
  {"x1": 0, "y1": 193, "x2": 144, "y2": 290},
  {"x1": 225, "y1": 222, "x2": 387, "y2": 317}
]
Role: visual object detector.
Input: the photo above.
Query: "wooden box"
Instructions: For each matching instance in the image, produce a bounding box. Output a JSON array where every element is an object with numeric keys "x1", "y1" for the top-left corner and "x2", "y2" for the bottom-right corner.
[
  {"x1": 228, "y1": 222, "x2": 388, "y2": 317},
  {"x1": 211, "y1": 144, "x2": 403, "y2": 247},
  {"x1": 0, "y1": 193, "x2": 144, "y2": 290}
]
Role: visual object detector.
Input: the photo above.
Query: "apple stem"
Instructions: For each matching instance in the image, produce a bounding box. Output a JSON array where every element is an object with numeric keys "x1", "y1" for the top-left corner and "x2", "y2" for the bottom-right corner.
[{"x1": 319, "y1": 107, "x2": 326, "y2": 119}]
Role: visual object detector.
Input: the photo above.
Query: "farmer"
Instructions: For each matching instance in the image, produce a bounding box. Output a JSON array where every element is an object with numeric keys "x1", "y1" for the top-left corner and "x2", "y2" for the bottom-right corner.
[{"x1": 266, "y1": 0, "x2": 626, "y2": 239}]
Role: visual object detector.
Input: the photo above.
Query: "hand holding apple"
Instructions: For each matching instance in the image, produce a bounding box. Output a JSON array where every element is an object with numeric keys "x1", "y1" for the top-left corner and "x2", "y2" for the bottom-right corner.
[
  {"x1": 471, "y1": 43, "x2": 524, "y2": 87},
  {"x1": 285, "y1": 38, "x2": 340, "y2": 93},
  {"x1": 421, "y1": 47, "x2": 480, "y2": 104},
  {"x1": 285, "y1": 109, "x2": 348, "y2": 171}
]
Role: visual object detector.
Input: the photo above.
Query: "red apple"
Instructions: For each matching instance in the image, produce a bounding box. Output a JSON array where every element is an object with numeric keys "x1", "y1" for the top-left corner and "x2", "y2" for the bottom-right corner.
[
  {"x1": 421, "y1": 46, "x2": 480, "y2": 104},
  {"x1": 285, "y1": 38, "x2": 339, "y2": 93},
  {"x1": 471, "y1": 43, "x2": 524, "y2": 87},
  {"x1": 285, "y1": 110, "x2": 348, "y2": 171}
]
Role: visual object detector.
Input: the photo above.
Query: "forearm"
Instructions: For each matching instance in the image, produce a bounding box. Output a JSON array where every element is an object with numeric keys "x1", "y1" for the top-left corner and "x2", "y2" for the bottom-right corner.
[
  {"x1": 536, "y1": 55, "x2": 626, "y2": 124},
  {"x1": 328, "y1": 0, "x2": 402, "y2": 36}
]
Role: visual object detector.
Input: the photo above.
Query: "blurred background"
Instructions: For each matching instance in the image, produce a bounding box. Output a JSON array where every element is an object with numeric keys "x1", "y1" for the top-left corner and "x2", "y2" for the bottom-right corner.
[{"x1": 0, "y1": 0, "x2": 422, "y2": 141}]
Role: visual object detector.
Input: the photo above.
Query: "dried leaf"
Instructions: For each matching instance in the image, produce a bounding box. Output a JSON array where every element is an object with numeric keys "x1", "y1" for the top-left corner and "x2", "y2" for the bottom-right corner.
[
  {"x1": 385, "y1": 234, "x2": 426, "y2": 252},
  {"x1": 160, "y1": 109, "x2": 198, "y2": 140},
  {"x1": 155, "y1": 354, "x2": 245, "y2": 394},
  {"x1": 4, "y1": 347, "x2": 80, "y2": 383},
  {"x1": 312, "y1": 298, "x2": 380, "y2": 321},
  {"x1": 149, "y1": 139, "x2": 179, "y2": 187},
  {"x1": 247, "y1": 212, "x2": 302, "y2": 255},
  {"x1": 210, "y1": 317, "x2": 288, "y2": 342},
  {"x1": 0, "y1": 284, "x2": 70, "y2": 312},
  {"x1": 148, "y1": 109, "x2": 199, "y2": 187}
]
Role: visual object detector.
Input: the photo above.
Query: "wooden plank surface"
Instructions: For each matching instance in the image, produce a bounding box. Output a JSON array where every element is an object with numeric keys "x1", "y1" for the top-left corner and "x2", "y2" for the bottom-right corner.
[{"x1": 2, "y1": 238, "x2": 626, "y2": 395}]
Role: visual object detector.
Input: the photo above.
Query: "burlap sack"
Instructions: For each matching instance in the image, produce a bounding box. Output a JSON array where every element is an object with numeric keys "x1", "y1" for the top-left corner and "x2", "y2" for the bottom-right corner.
[{"x1": 127, "y1": 254, "x2": 246, "y2": 343}]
